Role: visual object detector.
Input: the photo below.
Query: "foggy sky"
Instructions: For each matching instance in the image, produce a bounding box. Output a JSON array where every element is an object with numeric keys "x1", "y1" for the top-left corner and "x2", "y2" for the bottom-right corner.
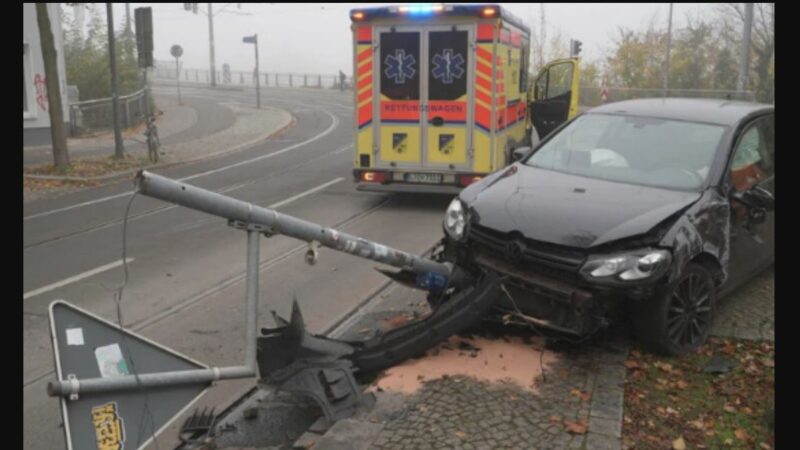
[{"x1": 83, "y1": 3, "x2": 716, "y2": 76}]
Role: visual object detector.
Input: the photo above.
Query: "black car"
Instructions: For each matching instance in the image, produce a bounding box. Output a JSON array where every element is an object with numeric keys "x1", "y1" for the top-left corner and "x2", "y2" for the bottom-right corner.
[{"x1": 441, "y1": 98, "x2": 774, "y2": 355}]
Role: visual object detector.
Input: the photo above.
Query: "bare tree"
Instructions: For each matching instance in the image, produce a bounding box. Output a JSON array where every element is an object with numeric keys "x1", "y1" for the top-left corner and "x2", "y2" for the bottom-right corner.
[
  {"x1": 36, "y1": 3, "x2": 70, "y2": 169},
  {"x1": 716, "y1": 3, "x2": 774, "y2": 101}
]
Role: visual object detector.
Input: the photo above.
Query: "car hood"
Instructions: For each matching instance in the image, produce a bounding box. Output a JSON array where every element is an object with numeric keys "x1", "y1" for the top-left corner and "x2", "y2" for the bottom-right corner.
[{"x1": 461, "y1": 164, "x2": 702, "y2": 248}]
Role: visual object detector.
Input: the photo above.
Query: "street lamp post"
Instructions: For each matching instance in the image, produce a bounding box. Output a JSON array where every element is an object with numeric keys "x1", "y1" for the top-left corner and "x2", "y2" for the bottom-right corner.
[
  {"x1": 171, "y1": 45, "x2": 184, "y2": 105},
  {"x1": 243, "y1": 34, "x2": 260, "y2": 109}
]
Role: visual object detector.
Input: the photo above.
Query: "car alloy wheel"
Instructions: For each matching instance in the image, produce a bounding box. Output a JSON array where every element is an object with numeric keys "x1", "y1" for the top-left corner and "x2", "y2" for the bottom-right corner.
[
  {"x1": 633, "y1": 262, "x2": 717, "y2": 356},
  {"x1": 666, "y1": 270, "x2": 714, "y2": 349}
]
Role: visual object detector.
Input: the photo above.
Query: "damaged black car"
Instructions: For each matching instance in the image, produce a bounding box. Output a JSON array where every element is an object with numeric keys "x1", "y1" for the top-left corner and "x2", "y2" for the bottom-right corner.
[{"x1": 440, "y1": 98, "x2": 774, "y2": 355}]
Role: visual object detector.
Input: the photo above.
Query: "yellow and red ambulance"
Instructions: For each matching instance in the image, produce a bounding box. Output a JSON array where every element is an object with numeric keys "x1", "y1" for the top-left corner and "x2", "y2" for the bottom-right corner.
[{"x1": 350, "y1": 4, "x2": 580, "y2": 193}]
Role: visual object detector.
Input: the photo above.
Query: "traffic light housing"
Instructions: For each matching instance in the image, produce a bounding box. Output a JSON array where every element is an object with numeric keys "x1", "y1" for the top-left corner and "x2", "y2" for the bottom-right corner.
[
  {"x1": 571, "y1": 39, "x2": 583, "y2": 57},
  {"x1": 134, "y1": 7, "x2": 154, "y2": 68}
]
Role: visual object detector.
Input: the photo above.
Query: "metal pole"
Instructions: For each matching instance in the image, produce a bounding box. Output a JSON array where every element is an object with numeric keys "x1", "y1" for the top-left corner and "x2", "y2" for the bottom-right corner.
[
  {"x1": 208, "y1": 3, "x2": 217, "y2": 87},
  {"x1": 133, "y1": 170, "x2": 456, "y2": 278},
  {"x1": 48, "y1": 220, "x2": 262, "y2": 398},
  {"x1": 737, "y1": 3, "x2": 754, "y2": 93},
  {"x1": 663, "y1": 3, "x2": 673, "y2": 97},
  {"x1": 255, "y1": 34, "x2": 261, "y2": 109},
  {"x1": 107, "y1": 3, "x2": 125, "y2": 158},
  {"x1": 176, "y1": 58, "x2": 182, "y2": 105},
  {"x1": 244, "y1": 229, "x2": 259, "y2": 370}
]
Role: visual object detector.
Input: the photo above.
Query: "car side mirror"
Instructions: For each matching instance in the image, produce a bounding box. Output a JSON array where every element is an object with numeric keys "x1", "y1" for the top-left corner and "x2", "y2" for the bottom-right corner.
[
  {"x1": 512, "y1": 146, "x2": 531, "y2": 162},
  {"x1": 732, "y1": 185, "x2": 774, "y2": 211},
  {"x1": 731, "y1": 186, "x2": 774, "y2": 225}
]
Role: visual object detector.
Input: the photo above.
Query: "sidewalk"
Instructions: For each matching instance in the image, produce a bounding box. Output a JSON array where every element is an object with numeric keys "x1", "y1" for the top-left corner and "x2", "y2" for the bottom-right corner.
[
  {"x1": 211, "y1": 280, "x2": 630, "y2": 450},
  {"x1": 23, "y1": 91, "x2": 293, "y2": 202}
]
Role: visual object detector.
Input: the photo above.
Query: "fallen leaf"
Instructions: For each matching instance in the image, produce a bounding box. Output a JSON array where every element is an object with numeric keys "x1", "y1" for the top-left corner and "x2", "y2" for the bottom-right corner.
[
  {"x1": 676, "y1": 380, "x2": 689, "y2": 390},
  {"x1": 762, "y1": 358, "x2": 775, "y2": 368},
  {"x1": 549, "y1": 415, "x2": 562, "y2": 423},
  {"x1": 760, "y1": 443, "x2": 771, "y2": 449},
  {"x1": 673, "y1": 436, "x2": 686, "y2": 450},
  {"x1": 570, "y1": 388, "x2": 582, "y2": 397},
  {"x1": 688, "y1": 419, "x2": 705, "y2": 430},
  {"x1": 654, "y1": 361, "x2": 673, "y2": 372},
  {"x1": 734, "y1": 428, "x2": 748, "y2": 441},
  {"x1": 724, "y1": 405, "x2": 737, "y2": 413},
  {"x1": 564, "y1": 420, "x2": 587, "y2": 435},
  {"x1": 722, "y1": 342, "x2": 737, "y2": 355},
  {"x1": 581, "y1": 391, "x2": 591, "y2": 402},
  {"x1": 454, "y1": 431, "x2": 467, "y2": 439},
  {"x1": 705, "y1": 430, "x2": 716, "y2": 437},
  {"x1": 724, "y1": 438, "x2": 733, "y2": 445},
  {"x1": 624, "y1": 360, "x2": 641, "y2": 369}
]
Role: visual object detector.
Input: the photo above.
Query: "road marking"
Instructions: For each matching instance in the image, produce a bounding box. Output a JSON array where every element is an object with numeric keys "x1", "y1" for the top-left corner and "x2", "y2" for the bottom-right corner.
[
  {"x1": 23, "y1": 144, "x2": 354, "y2": 250},
  {"x1": 23, "y1": 258, "x2": 134, "y2": 301},
  {"x1": 23, "y1": 178, "x2": 341, "y2": 301},
  {"x1": 23, "y1": 109, "x2": 340, "y2": 221},
  {"x1": 269, "y1": 177, "x2": 344, "y2": 209}
]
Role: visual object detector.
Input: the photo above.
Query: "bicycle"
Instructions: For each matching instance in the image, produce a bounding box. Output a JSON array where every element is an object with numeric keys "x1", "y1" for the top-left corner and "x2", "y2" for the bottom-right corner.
[{"x1": 144, "y1": 110, "x2": 163, "y2": 163}]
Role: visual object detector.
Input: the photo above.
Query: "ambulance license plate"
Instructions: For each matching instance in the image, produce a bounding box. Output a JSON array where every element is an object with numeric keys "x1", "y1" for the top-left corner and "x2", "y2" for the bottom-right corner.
[{"x1": 404, "y1": 173, "x2": 443, "y2": 184}]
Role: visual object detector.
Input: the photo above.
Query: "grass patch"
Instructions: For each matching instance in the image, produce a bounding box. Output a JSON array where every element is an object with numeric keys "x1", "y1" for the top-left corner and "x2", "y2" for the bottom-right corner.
[
  {"x1": 23, "y1": 155, "x2": 149, "y2": 193},
  {"x1": 622, "y1": 337, "x2": 774, "y2": 449}
]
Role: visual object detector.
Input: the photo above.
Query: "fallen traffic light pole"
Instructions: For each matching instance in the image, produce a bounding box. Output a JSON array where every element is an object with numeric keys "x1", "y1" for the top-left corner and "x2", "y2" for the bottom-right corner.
[{"x1": 47, "y1": 170, "x2": 500, "y2": 448}]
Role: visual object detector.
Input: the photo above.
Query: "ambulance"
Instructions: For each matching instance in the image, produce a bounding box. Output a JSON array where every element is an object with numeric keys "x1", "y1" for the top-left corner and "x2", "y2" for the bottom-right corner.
[{"x1": 350, "y1": 4, "x2": 580, "y2": 193}]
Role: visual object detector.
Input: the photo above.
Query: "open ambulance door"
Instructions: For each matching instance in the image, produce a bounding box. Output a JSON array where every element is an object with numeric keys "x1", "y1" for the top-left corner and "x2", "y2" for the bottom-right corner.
[{"x1": 529, "y1": 58, "x2": 580, "y2": 141}]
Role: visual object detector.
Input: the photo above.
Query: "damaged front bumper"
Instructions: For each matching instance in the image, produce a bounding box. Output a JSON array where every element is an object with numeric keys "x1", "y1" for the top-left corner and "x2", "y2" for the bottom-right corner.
[
  {"x1": 444, "y1": 233, "x2": 669, "y2": 338},
  {"x1": 256, "y1": 270, "x2": 501, "y2": 420}
]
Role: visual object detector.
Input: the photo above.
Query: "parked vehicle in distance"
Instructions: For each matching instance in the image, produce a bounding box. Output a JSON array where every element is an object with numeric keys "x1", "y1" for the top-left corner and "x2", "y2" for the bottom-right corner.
[
  {"x1": 349, "y1": 4, "x2": 580, "y2": 194},
  {"x1": 440, "y1": 98, "x2": 774, "y2": 355}
]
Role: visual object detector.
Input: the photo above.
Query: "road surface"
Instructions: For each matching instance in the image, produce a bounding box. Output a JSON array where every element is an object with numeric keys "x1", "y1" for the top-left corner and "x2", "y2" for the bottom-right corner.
[{"x1": 23, "y1": 84, "x2": 453, "y2": 449}]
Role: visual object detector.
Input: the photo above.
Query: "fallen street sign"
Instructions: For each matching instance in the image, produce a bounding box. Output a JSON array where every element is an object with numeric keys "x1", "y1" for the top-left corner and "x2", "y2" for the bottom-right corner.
[{"x1": 49, "y1": 300, "x2": 210, "y2": 450}]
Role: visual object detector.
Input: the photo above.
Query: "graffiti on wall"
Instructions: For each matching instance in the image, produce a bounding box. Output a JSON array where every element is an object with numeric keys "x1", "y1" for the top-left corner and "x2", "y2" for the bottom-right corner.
[{"x1": 34, "y1": 73, "x2": 47, "y2": 111}]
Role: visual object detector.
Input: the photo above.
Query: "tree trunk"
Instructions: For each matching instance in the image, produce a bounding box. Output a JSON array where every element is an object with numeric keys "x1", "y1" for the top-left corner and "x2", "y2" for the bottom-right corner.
[{"x1": 35, "y1": 3, "x2": 70, "y2": 169}]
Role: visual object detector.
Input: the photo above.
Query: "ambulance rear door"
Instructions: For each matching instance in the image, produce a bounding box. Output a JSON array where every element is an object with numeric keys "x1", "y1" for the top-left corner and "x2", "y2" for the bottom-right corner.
[
  {"x1": 423, "y1": 25, "x2": 473, "y2": 172},
  {"x1": 373, "y1": 24, "x2": 474, "y2": 174}
]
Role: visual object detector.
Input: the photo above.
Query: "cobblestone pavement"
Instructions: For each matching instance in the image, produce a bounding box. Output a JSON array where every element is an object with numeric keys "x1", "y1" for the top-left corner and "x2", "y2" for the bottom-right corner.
[
  {"x1": 711, "y1": 266, "x2": 774, "y2": 341},
  {"x1": 295, "y1": 281, "x2": 630, "y2": 450}
]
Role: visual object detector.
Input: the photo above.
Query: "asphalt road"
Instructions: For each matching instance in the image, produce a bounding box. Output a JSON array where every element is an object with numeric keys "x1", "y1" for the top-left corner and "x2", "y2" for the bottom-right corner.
[{"x1": 23, "y1": 85, "x2": 453, "y2": 449}]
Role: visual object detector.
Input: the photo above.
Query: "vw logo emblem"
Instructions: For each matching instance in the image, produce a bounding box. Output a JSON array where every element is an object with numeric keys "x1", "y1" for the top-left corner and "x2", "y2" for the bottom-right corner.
[{"x1": 504, "y1": 240, "x2": 526, "y2": 263}]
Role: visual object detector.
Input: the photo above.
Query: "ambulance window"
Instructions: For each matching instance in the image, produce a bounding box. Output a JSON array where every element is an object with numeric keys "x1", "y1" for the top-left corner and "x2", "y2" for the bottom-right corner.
[
  {"x1": 380, "y1": 32, "x2": 420, "y2": 100},
  {"x1": 427, "y1": 30, "x2": 468, "y2": 101}
]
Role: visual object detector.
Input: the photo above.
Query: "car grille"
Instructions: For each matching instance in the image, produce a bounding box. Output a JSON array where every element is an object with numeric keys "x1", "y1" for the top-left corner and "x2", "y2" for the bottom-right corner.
[{"x1": 468, "y1": 224, "x2": 587, "y2": 283}]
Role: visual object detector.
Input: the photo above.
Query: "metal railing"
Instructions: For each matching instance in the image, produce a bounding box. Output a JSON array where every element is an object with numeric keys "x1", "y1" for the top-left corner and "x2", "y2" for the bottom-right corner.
[
  {"x1": 69, "y1": 88, "x2": 150, "y2": 137},
  {"x1": 153, "y1": 65, "x2": 354, "y2": 91}
]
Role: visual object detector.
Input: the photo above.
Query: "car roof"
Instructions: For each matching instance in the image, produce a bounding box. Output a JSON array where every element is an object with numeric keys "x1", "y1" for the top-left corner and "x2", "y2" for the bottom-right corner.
[{"x1": 587, "y1": 98, "x2": 773, "y2": 126}]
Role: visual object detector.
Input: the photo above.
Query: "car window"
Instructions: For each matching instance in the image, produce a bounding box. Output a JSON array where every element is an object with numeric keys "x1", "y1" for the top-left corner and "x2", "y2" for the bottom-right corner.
[
  {"x1": 730, "y1": 115, "x2": 774, "y2": 192},
  {"x1": 526, "y1": 114, "x2": 726, "y2": 191}
]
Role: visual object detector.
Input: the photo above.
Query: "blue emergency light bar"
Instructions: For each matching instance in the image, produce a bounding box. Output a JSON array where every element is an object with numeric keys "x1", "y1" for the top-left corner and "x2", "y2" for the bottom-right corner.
[{"x1": 349, "y1": 4, "x2": 529, "y2": 35}]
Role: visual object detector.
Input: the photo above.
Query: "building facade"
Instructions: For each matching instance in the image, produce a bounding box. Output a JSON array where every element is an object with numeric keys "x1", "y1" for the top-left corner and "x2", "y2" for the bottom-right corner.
[{"x1": 23, "y1": 3, "x2": 70, "y2": 147}]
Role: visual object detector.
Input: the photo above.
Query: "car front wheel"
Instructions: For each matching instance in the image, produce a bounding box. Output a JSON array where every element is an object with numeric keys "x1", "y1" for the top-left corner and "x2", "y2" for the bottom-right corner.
[{"x1": 633, "y1": 263, "x2": 716, "y2": 355}]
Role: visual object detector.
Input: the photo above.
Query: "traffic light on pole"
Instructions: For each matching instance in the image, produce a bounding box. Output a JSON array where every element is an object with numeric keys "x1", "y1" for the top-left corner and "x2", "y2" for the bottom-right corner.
[{"x1": 571, "y1": 39, "x2": 583, "y2": 57}]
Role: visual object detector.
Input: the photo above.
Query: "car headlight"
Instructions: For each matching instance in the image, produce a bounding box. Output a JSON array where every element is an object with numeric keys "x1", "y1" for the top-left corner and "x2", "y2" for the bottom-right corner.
[
  {"x1": 580, "y1": 249, "x2": 671, "y2": 282},
  {"x1": 443, "y1": 198, "x2": 468, "y2": 240}
]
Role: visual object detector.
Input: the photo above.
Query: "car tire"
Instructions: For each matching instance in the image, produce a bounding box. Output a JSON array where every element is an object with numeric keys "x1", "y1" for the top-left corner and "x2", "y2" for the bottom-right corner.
[{"x1": 632, "y1": 262, "x2": 716, "y2": 356}]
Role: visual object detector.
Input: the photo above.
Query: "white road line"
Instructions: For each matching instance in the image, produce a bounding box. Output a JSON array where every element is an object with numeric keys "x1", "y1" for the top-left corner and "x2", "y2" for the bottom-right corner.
[
  {"x1": 23, "y1": 258, "x2": 134, "y2": 301},
  {"x1": 268, "y1": 177, "x2": 344, "y2": 209},
  {"x1": 23, "y1": 109, "x2": 340, "y2": 221},
  {"x1": 23, "y1": 178, "x2": 342, "y2": 301}
]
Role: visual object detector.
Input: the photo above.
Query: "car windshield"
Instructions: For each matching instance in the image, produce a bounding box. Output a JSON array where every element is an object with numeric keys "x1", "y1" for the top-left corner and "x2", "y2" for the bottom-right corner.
[{"x1": 525, "y1": 113, "x2": 727, "y2": 191}]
